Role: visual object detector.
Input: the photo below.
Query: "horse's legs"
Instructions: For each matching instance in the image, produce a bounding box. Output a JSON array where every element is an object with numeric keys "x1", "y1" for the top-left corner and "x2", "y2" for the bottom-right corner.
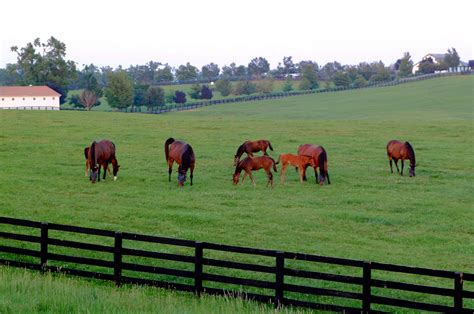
[
  {"x1": 263, "y1": 148, "x2": 268, "y2": 156},
  {"x1": 168, "y1": 159, "x2": 173, "y2": 182},
  {"x1": 302, "y1": 165, "x2": 308, "y2": 181},
  {"x1": 97, "y1": 164, "x2": 101, "y2": 182},
  {"x1": 190, "y1": 164, "x2": 194, "y2": 186},
  {"x1": 266, "y1": 169, "x2": 273, "y2": 187},
  {"x1": 280, "y1": 164, "x2": 287, "y2": 184},
  {"x1": 102, "y1": 163, "x2": 107, "y2": 180},
  {"x1": 298, "y1": 166, "x2": 306, "y2": 183},
  {"x1": 401, "y1": 159, "x2": 404, "y2": 176},
  {"x1": 248, "y1": 171, "x2": 256, "y2": 186},
  {"x1": 388, "y1": 155, "x2": 393, "y2": 173},
  {"x1": 241, "y1": 172, "x2": 247, "y2": 185},
  {"x1": 313, "y1": 166, "x2": 319, "y2": 183}
]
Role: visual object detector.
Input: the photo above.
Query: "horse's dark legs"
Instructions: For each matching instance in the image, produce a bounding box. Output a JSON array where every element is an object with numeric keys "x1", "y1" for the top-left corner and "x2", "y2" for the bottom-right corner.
[
  {"x1": 266, "y1": 170, "x2": 273, "y2": 187},
  {"x1": 190, "y1": 164, "x2": 194, "y2": 186},
  {"x1": 302, "y1": 165, "x2": 308, "y2": 181},
  {"x1": 168, "y1": 160, "x2": 173, "y2": 182},
  {"x1": 313, "y1": 167, "x2": 319, "y2": 183},
  {"x1": 102, "y1": 163, "x2": 107, "y2": 180},
  {"x1": 389, "y1": 158, "x2": 393, "y2": 173},
  {"x1": 327, "y1": 172, "x2": 331, "y2": 185},
  {"x1": 97, "y1": 165, "x2": 101, "y2": 182},
  {"x1": 401, "y1": 160, "x2": 404, "y2": 176},
  {"x1": 394, "y1": 159, "x2": 400, "y2": 173}
]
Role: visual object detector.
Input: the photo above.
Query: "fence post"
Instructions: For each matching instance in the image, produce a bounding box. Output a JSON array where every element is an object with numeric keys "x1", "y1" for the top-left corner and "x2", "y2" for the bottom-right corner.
[
  {"x1": 362, "y1": 261, "x2": 372, "y2": 313},
  {"x1": 275, "y1": 251, "x2": 285, "y2": 309},
  {"x1": 114, "y1": 232, "x2": 122, "y2": 287},
  {"x1": 40, "y1": 223, "x2": 48, "y2": 273},
  {"x1": 454, "y1": 272, "x2": 463, "y2": 311},
  {"x1": 194, "y1": 242, "x2": 203, "y2": 296}
]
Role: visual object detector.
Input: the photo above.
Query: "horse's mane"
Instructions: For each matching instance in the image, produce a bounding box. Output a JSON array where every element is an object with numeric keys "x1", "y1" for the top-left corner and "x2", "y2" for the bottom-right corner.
[
  {"x1": 235, "y1": 143, "x2": 245, "y2": 157},
  {"x1": 404, "y1": 142, "x2": 416, "y2": 165},
  {"x1": 180, "y1": 144, "x2": 194, "y2": 172},
  {"x1": 164, "y1": 137, "x2": 175, "y2": 161},
  {"x1": 318, "y1": 148, "x2": 327, "y2": 178},
  {"x1": 90, "y1": 141, "x2": 97, "y2": 168}
]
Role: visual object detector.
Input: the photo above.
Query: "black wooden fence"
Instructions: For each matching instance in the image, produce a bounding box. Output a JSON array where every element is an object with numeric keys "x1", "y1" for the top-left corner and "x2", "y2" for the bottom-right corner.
[{"x1": 0, "y1": 216, "x2": 472, "y2": 312}]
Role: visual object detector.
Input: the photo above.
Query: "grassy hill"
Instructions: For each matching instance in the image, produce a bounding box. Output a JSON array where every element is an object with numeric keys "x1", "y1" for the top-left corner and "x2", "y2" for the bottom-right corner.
[{"x1": 0, "y1": 75, "x2": 473, "y2": 312}]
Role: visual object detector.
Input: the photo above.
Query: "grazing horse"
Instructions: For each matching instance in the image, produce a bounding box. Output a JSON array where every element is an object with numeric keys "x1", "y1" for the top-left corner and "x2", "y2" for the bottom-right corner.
[
  {"x1": 84, "y1": 147, "x2": 110, "y2": 177},
  {"x1": 233, "y1": 156, "x2": 277, "y2": 187},
  {"x1": 234, "y1": 139, "x2": 274, "y2": 166},
  {"x1": 276, "y1": 154, "x2": 316, "y2": 184},
  {"x1": 297, "y1": 144, "x2": 331, "y2": 186},
  {"x1": 386, "y1": 140, "x2": 416, "y2": 177},
  {"x1": 165, "y1": 137, "x2": 195, "y2": 187},
  {"x1": 88, "y1": 140, "x2": 120, "y2": 183}
]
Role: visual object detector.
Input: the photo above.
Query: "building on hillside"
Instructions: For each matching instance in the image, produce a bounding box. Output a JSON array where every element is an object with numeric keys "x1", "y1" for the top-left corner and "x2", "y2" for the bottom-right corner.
[
  {"x1": 0, "y1": 86, "x2": 61, "y2": 110},
  {"x1": 412, "y1": 53, "x2": 445, "y2": 74}
]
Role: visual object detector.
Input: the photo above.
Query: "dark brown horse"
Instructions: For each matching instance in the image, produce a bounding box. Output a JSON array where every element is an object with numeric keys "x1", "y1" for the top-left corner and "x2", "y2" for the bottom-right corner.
[
  {"x1": 386, "y1": 140, "x2": 416, "y2": 177},
  {"x1": 297, "y1": 144, "x2": 331, "y2": 186},
  {"x1": 88, "y1": 140, "x2": 120, "y2": 183},
  {"x1": 233, "y1": 156, "x2": 277, "y2": 187},
  {"x1": 165, "y1": 137, "x2": 195, "y2": 187},
  {"x1": 234, "y1": 139, "x2": 274, "y2": 166},
  {"x1": 84, "y1": 147, "x2": 110, "y2": 177}
]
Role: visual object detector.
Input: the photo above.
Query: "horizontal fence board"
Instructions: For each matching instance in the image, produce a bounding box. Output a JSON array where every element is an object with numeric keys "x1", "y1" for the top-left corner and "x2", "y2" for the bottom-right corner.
[
  {"x1": 371, "y1": 262, "x2": 455, "y2": 278},
  {"x1": 122, "y1": 262, "x2": 195, "y2": 278},
  {"x1": 203, "y1": 273, "x2": 274, "y2": 289},
  {"x1": 371, "y1": 295, "x2": 453, "y2": 312},
  {"x1": 47, "y1": 266, "x2": 115, "y2": 281},
  {"x1": 48, "y1": 253, "x2": 113, "y2": 268},
  {"x1": 463, "y1": 273, "x2": 474, "y2": 281},
  {"x1": 283, "y1": 298, "x2": 363, "y2": 313},
  {"x1": 202, "y1": 257, "x2": 275, "y2": 274},
  {"x1": 284, "y1": 283, "x2": 363, "y2": 300},
  {"x1": 48, "y1": 223, "x2": 115, "y2": 237},
  {"x1": 372, "y1": 278, "x2": 455, "y2": 296},
  {"x1": 0, "y1": 258, "x2": 41, "y2": 270},
  {"x1": 285, "y1": 267, "x2": 363, "y2": 285},
  {"x1": 121, "y1": 275, "x2": 195, "y2": 292},
  {"x1": 463, "y1": 290, "x2": 474, "y2": 298},
  {"x1": 284, "y1": 252, "x2": 364, "y2": 267},
  {"x1": 203, "y1": 287, "x2": 274, "y2": 304},
  {"x1": 203, "y1": 242, "x2": 276, "y2": 257},
  {"x1": 0, "y1": 231, "x2": 41, "y2": 243},
  {"x1": 0, "y1": 217, "x2": 42, "y2": 228},
  {"x1": 122, "y1": 232, "x2": 195, "y2": 247},
  {"x1": 0, "y1": 245, "x2": 40, "y2": 258},
  {"x1": 122, "y1": 247, "x2": 194, "y2": 263},
  {"x1": 49, "y1": 238, "x2": 114, "y2": 253}
]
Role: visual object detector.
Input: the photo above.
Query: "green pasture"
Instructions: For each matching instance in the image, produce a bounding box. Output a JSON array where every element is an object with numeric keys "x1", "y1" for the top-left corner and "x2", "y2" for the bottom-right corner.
[{"x1": 0, "y1": 75, "x2": 473, "y2": 312}]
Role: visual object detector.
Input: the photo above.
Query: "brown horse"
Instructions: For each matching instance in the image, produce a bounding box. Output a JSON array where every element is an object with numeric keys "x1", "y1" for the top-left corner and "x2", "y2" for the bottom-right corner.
[
  {"x1": 276, "y1": 154, "x2": 316, "y2": 184},
  {"x1": 297, "y1": 144, "x2": 331, "y2": 186},
  {"x1": 233, "y1": 156, "x2": 277, "y2": 187},
  {"x1": 234, "y1": 139, "x2": 274, "y2": 166},
  {"x1": 88, "y1": 140, "x2": 120, "y2": 183},
  {"x1": 84, "y1": 147, "x2": 110, "y2": 177},
  {"x1": 165, "y1": 137, "x2": 195, "y2": 187},
  {"x1": 386, "y1": 140, "x2": 416, "y2": 177}
]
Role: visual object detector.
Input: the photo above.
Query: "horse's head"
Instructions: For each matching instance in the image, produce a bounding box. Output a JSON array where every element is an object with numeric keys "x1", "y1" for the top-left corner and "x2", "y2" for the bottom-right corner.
[
  {"x1": 318, "y1": 174, "x2": 326, "y2": 186},
  {"x1": 90, "y1": 165, "x2": 99, "y2": 183},
  {"x1": 409, "y1": 164, "x2": 416, "y2": 177},
  {"x1": 113, "y1": 164, "x2": 120, "y2": 181},
  {"x1": 233, "y1": 173, "x2": 240, "y2": 185},
  {"x1": 178, "y1": 170, "x2": 187, "y2": 187}
]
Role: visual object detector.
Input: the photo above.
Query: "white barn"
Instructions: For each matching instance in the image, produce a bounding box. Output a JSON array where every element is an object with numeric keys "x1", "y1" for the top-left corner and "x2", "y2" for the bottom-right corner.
[{"x1": 0, "y1": 86, "x2": 61, "y2": 110}]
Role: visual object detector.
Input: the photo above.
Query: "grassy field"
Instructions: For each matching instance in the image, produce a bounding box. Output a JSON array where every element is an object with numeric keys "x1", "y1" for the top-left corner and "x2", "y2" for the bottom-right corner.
[{"x1": 0, "y1": 75, "x2": 473, "y2": 311}]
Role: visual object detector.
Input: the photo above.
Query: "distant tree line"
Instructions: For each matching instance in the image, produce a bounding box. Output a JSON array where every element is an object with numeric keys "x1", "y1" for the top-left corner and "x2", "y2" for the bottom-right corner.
[{"x1": 0, "y1": 37, "x2": 462, "y2": 111}]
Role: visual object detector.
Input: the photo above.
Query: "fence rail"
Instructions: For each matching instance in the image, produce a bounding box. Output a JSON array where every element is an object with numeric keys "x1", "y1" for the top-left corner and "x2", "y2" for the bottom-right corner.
[{"x1": 0, "y1": 216, "x2": 472, "y2": 312}]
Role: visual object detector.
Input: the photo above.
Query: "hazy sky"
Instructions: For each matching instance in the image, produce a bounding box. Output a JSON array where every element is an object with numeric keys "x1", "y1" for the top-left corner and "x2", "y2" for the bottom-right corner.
[{"x1": 1, "y1": 0, "x2": 472, "y2": 70}]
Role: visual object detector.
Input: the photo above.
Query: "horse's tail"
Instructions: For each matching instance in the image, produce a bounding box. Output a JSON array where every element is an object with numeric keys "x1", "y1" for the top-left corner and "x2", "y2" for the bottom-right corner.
[
  {"x1": 84, "y1": 147, "x2": 90, "y2": 160},
  {"x1": 90, "y1": 141, "x2": 97, "y2": 167},
  {"x1": 270, "y1": 157, "x2": 277, "y2": 172},
  {"x1": 181, "y1": 144, "x2": 194, "y2": 172},
  {"x1": 318, "y1": 149, "x2": 327, "y2": 179},
  {"x1": 267, "y1": 140, "x2": 274, "y2": 151},
  {"x1": 165, "y1": 137, "x2": 175, "y2": 161}
]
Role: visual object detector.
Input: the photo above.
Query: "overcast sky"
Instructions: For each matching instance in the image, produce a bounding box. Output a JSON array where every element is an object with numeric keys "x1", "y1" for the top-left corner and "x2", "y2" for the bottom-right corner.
[{"x1": 1, "y1": 0, "x2": 472, "y2": 70}]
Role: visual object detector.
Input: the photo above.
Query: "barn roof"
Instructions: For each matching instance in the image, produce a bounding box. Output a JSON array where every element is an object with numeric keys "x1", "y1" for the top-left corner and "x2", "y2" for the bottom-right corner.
[{"x1": 0, "y1": 86, "x2": 61, "y2": 97}]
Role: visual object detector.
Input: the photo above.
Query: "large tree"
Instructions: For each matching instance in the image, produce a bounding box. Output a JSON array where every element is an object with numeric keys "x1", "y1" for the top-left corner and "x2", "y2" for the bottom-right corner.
[
  {"x1": 155, "y1": 64, "x2": 174, "y2": 83},
  {"x1": 397, "y1": 52, "x2": 413, "y2": 78},
  {"x1": 201, "y1": 63, "x2": 220, "y2": 81},
  {"x1": 79, "y1": 73, "x2": 103, "y2": 110},
  {"x1": 10, "y1": 37, "x2": 76, "y2": 103},
  {"x1": 214, "y1": 79, "x2": 232, "y2": 96},
  {"x1": 144, "y1": 86, "x2": 165, "y2": 111},
  {"x1": 104, "y1": 71, "x2": 134, "y2": 110},
  {"x1": 175, "y1": 62, "x2": 198, "y2": 82},
  {"x1": 248, "y1": 57, "x2": 270, "y2": 79},
  {"x1": 300, "y1": 64, "x2": 319, "y2": 90},
  {"x1": 444, "y1": 48, "x2": 460, "y2": 68}
]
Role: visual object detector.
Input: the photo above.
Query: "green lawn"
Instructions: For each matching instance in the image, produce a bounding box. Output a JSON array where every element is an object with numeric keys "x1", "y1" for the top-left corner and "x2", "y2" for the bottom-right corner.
[{"x1": 0, "y1": 75, "x2": 473, "y2": 311}]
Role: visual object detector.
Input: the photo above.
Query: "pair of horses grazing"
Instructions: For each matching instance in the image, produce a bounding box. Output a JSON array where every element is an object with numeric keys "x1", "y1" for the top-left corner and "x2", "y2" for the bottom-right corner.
[
  {"x1": 86, "y1": 140, "x2": 120, "y2": 183},
  {"x1": 386, "y1": 140, "x2": 416, "y2": 177},
  {"x1": 165, "y1": 138, "x2": 195, "y2": 187},
  {"x1": 234, "y1": 139, "x2": 273, "y2": 166}
]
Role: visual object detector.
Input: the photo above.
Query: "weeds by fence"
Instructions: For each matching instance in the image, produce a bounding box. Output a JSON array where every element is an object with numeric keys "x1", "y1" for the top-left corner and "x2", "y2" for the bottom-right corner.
[{"x1": 0, "y1": 216, "x2": 472, "y2": 312}]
